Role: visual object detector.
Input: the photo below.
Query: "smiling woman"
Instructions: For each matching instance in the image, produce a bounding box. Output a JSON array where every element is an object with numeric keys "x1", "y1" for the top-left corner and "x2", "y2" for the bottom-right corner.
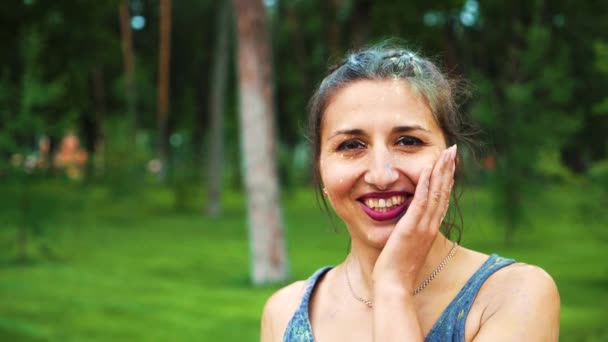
[{"x1": 261, "y1": 43, "x2": 560, "y2": 342}]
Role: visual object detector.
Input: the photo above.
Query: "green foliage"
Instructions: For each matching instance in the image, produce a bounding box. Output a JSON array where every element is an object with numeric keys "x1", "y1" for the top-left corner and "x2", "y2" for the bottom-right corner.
[
  {"x1": 0, "y1": 27, "x2": 71, "y2": 262},
  {"x1": 469, "y1": 12, "x2": 583, "y2": 240},
  {"x1": 0, "y1": 0, "x2": 606, "y2": 258},
  {"x1": 0, "y1": 28, "x2": 66, "y2": 166},
  {"x1": 593, "y1": 41, "x2": 608, "y2": 116},
  {"x1": 168, "y1": 131, "x2": 201, "y2": 211},
  {"x1": 278, "y1": 141, "x2": 311, "y2": 190},
  {"x1": 101, "y1": 118, "x2": 150, "y2": 198},
  {"x1": 577, "y1": 159, "x2": 608, "y2": 242}
]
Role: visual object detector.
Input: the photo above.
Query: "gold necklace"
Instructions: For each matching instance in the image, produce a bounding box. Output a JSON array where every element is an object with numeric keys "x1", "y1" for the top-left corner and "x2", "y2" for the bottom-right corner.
[{"x1": 344, "y1": 242, "x2": 459, "y2": 308}]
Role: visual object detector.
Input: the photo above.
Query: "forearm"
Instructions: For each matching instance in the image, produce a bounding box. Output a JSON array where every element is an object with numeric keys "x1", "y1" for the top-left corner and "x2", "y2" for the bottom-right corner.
[{"x1": 373, "y1": 283, "x2": 424, "y2": 342}]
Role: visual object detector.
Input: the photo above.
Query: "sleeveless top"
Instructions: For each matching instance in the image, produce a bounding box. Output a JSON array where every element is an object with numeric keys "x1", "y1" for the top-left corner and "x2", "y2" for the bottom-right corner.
[{"x1": 283, "y1": 254, "x2": 515, "y2": 342}]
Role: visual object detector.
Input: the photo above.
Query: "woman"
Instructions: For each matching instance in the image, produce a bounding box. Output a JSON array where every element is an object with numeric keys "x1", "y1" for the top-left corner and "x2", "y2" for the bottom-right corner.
[{"x1": 261, "y1": 45, "x2": 560, "y2": 341}]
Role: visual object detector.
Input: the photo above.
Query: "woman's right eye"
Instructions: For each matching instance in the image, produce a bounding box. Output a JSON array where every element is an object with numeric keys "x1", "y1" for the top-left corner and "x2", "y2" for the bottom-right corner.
[{"x1": 337, "y1": 139, "x2": 366, "y2": 151}]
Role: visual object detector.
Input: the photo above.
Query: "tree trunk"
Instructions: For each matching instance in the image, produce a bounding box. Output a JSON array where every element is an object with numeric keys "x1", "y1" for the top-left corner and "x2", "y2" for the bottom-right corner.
[
  {"x1": 232, "y1": 0, "x2": 288, "y2": 284},
  {"x1": 325, "y1": 0, "x2": 343, "y2": 60},
  {"x1": 349, "y1": 0, "x2": 371, "y2": 49},
  {"x1": 442, "y1": 16, "x2": 459, "y2": 76},
  {"x1": 118, "y1": 0, "x2": 137, "y2": 141},
  {"x1": 205, "y1": 2, "x2": 230, "y2": 216},
  {"x1": 91, "y1": 66, "x2": 106, "y2": 177},
  {"x1": 157, "y1": 0, "x2": 172, "y2": 181}
]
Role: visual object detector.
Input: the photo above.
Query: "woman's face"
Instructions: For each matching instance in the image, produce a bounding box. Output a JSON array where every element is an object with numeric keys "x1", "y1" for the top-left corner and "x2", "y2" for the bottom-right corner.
[{"x1": 319, "y1": 79, "x2": 447, "y2": 248}]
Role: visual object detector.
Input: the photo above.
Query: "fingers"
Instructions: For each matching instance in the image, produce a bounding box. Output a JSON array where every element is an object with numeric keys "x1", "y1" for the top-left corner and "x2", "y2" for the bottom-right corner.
[
  {"x1": 402, "y1": 166, "x2": 432, "y2": 225},
  {"x1": 424, "y1": 145, "x2": 456, "y2": 229},
  {"x1": 395, "y1": 145, "x2": 456, "y2": 236}
]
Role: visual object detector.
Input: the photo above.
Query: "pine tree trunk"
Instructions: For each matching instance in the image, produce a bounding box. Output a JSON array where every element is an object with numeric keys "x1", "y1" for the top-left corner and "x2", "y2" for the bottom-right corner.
[
  {"x1": 206, "y1": 2, "x2": 230, "y2": 216},
  {"x1": 232, "y1": 0, "x2": 288, "y2": 284},
  {"x1": 118, "y1": 0, "x2": 137, "y2": 140},
  {"x1": 157, "y1": 0, "x2": 172, "y2": 181},
  {"x1": 349, "y1": 0, "x2": 371, "y2": 48},
  {"x1": 325, "y1": 0, "x2": 343, "y2": 60}
]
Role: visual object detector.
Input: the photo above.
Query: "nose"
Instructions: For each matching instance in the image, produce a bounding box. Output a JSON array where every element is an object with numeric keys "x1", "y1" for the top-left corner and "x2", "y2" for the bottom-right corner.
[{"x1": 363, "y1": 147, "x2": 398, "y2": 190}]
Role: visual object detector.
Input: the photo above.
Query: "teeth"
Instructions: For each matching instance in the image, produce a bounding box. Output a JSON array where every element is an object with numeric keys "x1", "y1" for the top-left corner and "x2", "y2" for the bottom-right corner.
[{"x1": 363, "y1": 195, "x2": 406, "y2": 211}]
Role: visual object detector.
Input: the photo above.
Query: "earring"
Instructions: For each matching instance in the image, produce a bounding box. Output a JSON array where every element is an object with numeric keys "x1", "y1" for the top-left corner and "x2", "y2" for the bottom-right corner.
[{"x1": 323, "y1": 187, "x2": 328, "y2": 195}]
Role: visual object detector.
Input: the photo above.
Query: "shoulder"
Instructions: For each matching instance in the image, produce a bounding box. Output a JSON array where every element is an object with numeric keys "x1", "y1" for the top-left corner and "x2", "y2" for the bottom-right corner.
[
  {"x1": 474, "y1": 262, "x2": 560, "y2": 341},
  {"x1": 260, "y1": 280, "x2": 307, "y2": 342},
  {"x1": 485, "y1": 262, "x2": 559, "y2": 307}
]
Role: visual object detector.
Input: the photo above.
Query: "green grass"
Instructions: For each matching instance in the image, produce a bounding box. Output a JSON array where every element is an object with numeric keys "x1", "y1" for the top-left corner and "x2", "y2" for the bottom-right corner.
[{"x1": 0, "y1": 180, "x2": 606, "y2": 341}]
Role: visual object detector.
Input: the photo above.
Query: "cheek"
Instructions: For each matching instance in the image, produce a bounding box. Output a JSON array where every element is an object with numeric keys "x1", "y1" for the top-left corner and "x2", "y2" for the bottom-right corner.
[
  {"x1": 390, "y1": 150, "x2": 442, "y2": 183},
  {"x1": 320, "y1": 156, "x2": 361, "y2": 198}
]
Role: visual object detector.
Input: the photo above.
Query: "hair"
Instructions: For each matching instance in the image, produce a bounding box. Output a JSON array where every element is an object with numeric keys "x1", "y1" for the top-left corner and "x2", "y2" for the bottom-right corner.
[{"x1": 307, "y1": 42, "x2": 478, "y2": 242}]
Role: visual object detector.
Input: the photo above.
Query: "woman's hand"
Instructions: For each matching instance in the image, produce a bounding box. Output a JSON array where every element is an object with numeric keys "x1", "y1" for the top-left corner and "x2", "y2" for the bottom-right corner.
[
  {"x1": 371, "y1": 145, "x2": 456, "y2": 341},
  {"x1": 372, "y1": 144, "x2": 457, "y2": 292}
]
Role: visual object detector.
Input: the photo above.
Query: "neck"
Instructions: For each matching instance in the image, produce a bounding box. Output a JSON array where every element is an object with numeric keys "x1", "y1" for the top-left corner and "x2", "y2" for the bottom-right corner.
[{"x1": 345, "y1": 234, "x2": 454, "y2": 299}]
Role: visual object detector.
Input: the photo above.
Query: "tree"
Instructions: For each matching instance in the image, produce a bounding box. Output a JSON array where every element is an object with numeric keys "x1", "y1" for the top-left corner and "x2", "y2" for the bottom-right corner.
[
  {"x1": 205, "y1": 1, "x2": 231, "y2": 216},
  {"x1": 232, "y1": 0, "x2": 288, "y2": 284},
  {"x1": 467, "y1": 1, "x2": 580, "y2": 243},
  {"x1": 118, "y1": 0, "x2": 137, "y2": 140},
  {"x1": 0, "y1": 28, "x2": 65, "y2": 262},
  {"x1": 90, "y1": 66, "x2": 106, "y2": 176},
  {"x1": 157, "y1": 0, "x2": 172, "y2": 180}
]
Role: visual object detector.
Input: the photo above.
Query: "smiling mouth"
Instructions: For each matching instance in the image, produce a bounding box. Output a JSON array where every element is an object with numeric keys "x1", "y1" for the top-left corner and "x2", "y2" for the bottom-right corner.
[
  {"x1": 362, "y1": 195, "x2": 406, "y2": 212},
  {"x1": 357, "y1": 192, "x2": 413, "y2": 221}
]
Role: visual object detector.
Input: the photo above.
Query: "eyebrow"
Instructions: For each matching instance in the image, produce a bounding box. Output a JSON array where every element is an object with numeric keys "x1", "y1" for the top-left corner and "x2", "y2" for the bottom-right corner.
[
  {"x1": 327, "y1": 125, "x2": 431, "y2": 141},
  {"x1": 392, "y1": 125, "x2": 431, "y2": 134},
  {"x1": 327, "y1": 129, "x2": 364, "y2": 140}
]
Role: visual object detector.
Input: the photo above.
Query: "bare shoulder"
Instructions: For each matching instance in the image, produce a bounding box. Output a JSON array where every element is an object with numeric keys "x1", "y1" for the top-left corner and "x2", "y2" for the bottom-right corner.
[
  {"x1": 503, "y1": 262, "x2": 557, "y2": 285},
  {"x1": 473, "y1": 262, "x2": 560, "y2": 341},
  {"x1": 485, "y1": 262, "x2": 559, "y2": 307},
  {"x1": 260, "y1": 280, "x2": 307, "y2": 342}
]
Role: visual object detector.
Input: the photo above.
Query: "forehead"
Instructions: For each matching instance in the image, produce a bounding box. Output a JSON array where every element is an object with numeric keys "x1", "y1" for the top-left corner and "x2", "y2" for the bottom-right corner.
[{"x1": 322, "y1": 79, "x2": 440, "y2": 136}]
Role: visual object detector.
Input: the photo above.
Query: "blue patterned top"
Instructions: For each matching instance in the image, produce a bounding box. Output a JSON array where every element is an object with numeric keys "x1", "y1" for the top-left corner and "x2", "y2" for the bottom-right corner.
[{"x1": 283, "y1": 254, "x2": 515, "y2": 342}]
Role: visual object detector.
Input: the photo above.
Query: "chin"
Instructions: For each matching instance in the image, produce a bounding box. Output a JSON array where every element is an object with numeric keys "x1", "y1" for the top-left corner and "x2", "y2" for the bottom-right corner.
[{"x1": 363, "y1": 224, "x2": 396, "y2": 249}]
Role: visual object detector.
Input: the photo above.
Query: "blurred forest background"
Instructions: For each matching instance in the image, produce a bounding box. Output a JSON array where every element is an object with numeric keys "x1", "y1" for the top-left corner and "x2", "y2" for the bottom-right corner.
[{"x1": 1, "y1": 0, "x2": 607, "y2": 341}]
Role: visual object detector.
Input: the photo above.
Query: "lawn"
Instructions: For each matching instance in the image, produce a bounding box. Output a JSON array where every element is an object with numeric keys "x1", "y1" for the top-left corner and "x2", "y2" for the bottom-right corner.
[{"x1": 0, "y1": 180, "x2": 606, "y2": 341}]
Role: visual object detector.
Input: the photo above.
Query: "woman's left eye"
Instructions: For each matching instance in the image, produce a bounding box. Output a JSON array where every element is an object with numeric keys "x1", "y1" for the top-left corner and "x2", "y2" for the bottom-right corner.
[{"x1": 396, "y1": 136, "x2": 424, "y2": 146}]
